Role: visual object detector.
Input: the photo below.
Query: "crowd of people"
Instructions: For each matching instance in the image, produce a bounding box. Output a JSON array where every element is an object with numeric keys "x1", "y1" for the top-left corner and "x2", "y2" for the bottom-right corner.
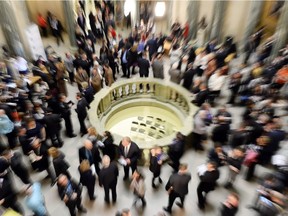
[{"x1": 0, "y1": 0, "x2": 287, "y2": 215}]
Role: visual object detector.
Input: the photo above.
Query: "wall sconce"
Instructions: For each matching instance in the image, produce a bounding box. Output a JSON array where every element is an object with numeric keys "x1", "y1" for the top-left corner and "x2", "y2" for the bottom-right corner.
[{"x1": 155, "y1": 2, "x2": 166, "y2": 17}]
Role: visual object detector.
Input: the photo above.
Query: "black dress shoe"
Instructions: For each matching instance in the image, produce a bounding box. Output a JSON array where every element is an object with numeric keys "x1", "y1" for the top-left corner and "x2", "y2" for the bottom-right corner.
[
  {"x1": 78, "y1": 206, "x2": 87, "y2": 213},
  {"x1": 68, "y1": 134, "x2": 77, "y2": 138},
  {"x1": 163, "y1": 207, "x2": 172, "y2": 213},
  {"x1": 123, "y1": 176, "x2": 128, "y2": 181},
  {"x1": 90, "y1": 196, "x2": 96, "y2": 201},
  {"x1": 152, "y1": 183, "x2": 156, "y2": 188},
  {"x1": 176, "y1": 201, "x2": 183, "y2": 208}
]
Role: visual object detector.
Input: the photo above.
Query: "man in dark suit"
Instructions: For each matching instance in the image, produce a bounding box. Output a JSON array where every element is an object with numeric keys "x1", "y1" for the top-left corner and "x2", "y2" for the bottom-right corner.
[
  {"x1": 163, "y1": 164, "x2": 191, "y2": 213},
  {"x1": 79, "y1": 139, "x2": 101, "y2": 176},
  {"x1": 58, "y1": 94, "x2": 76, "y2": 138},
  {"x1": 77, "y1": 12, "x2": 86, "y2": 36},
  {"x1": 146, "y1": 35, "x2": 158, "y2": 61},
  {"x1": 75, "y1": 92, "x2": 90, "y2": 136},
  {"x1": 137, "y1": 52, "x2": 150, "y2": 78},
  {"x1": 43, "y1": 108, "x2": 63, "y2": 147},
  {"x1": 57, "y1": 174, "x2": 87, "y2": 216},
  {"x1": 192, "y1": 83, "x2": 209, "y2": 107},
  {"x1": 197, "y1": 161, "x2": 220, "y2": 210},
  {"x1": 118, "y1": 136, "x2": 140, "y2": 180},
  {"x1": 99, "y1": 155, "x2": 119, "y2": 203}
]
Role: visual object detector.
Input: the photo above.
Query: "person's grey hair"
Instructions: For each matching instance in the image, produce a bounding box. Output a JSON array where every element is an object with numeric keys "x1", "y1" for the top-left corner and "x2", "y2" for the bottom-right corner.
[
  {"x1": 123, "y1": 136, "x2": 131, "y2": 143},
  {"x1": 102, "y1": 155, "x2": 111, "y2": 168}
]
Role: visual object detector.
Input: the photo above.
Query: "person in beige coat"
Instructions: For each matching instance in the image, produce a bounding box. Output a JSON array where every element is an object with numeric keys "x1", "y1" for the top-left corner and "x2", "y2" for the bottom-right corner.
[
  {"x1": 103, "y1": 62, "x2": 114, "y2": 87},
  {"x1": 75, "y1": 66, "x2": 89, "y2": 92},
  {"x1": 55, "y1": 61, "x2": 68, "y2": 96},
  {"x1": 90, "y1": 67, "x2": 102, "y2": 93}
]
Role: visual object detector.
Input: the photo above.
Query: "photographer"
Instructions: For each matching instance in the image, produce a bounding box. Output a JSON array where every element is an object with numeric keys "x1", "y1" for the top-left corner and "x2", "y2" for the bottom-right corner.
[{"x1": 58, "y1": 94, "x2": 76, "y2": 138}]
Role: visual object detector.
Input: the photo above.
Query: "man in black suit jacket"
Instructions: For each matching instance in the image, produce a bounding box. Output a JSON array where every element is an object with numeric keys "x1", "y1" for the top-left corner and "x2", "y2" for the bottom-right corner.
[
  {"x1": 75, "y1": 92, "x2": 90, "y2": 136},
  {"x1": 163, "y1": 164, "x2": 191, "y2": 213},
  {"x1": 197, "y1": 161, "x2": 220, "y2": 210},
  {"x1": 99, "y1": 155, "x2": 119, "y2": 203},
  {"x1": 118, "y1": 136, "x2": 140, "y2": 180},
  {"x1": 138, "y1": 53, "x2": 150, "y2": 78},
  {"x1": 79, "y1": 139, "x2": 101, "y2": 175},
  {"x1": 192, "y1": 83, "x2": 209, "y2": 107},
  {"x1": 57, "y1": 174, "x2": 87, "y2": 216},
  {"x1": 43, "y1": 108, "x2": 63, "y2": 147}
]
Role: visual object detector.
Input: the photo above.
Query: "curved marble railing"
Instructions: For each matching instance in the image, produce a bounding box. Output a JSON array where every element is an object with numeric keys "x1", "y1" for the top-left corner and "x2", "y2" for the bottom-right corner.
[{"x1": 88, "y1": 78, "x2": 198, "y2": 150}]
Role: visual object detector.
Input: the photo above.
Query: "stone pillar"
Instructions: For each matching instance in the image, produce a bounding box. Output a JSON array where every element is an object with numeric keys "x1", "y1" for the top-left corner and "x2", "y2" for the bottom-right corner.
[
  {"x1": 0, "y1": 1, "x2": 26, "y2": 57},
  {"x1": 209, "y1": 1, "x2": 227, "y2": 42},
  {"x1": 63, "y1": 0, "x2": 77, "y2": 49},
  {"x1": 187, "y1": 0, "x2": 200, "y2": 41},
  {"x1": 271, "y1": 1, "x2": 288, "y2": 58},
  {"x1": 241, "y1": 1, "x2": 264, "y2": 52}
]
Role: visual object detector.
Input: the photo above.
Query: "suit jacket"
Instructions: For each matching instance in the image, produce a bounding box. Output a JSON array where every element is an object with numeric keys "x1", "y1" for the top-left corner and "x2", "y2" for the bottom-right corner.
[
  {"x1": 78, "y1": 146, "x2": 101, "y2": 165},
  {"x1": 57, "y1": 178, "x2": 82, "y2": 201},
  {"x1": 119, "y1": 141, "x2": 140, "y2": 167},
  {"x1": 104, "y1": 67, "x2": 114, "y2": 87},
  {"x1": 79, "y1": 168, "x2": 95, "y2": 187},
  {"x1": 75, "y1": 71, "x2": 89, "y2": 86},
  {"x1": 43, "y1": 113, "x2": 62, "y2": 134},
  {"x1": 102, "y1": 136, "x2": 116, "y2": 161},
  {"x1": 138, "y1": 57, "x2": 150, "y2": 76},
  {"x1": 165, "y1": 172, "x2": 191, "y2": 196},
  {"x1": 76, "y1": 97, "x2": 90, "y2": 119},
  {"x1": 99, "y1": 162, "x2": 119, "y2": 188},
  {"x1": 199, "y1": 169, "x2": 220, "y2": 191}
]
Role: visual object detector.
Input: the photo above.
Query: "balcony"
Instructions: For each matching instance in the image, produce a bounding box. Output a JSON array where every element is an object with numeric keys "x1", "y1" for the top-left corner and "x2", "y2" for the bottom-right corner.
[{"x1": 88, "y1": 78, "x2": 198, "y2": 150}]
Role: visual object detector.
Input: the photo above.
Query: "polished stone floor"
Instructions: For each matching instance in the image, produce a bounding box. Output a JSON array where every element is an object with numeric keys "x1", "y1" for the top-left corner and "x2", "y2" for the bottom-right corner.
[{"x1": 10, "y1": 32, "x2": 288, "y2": 216}]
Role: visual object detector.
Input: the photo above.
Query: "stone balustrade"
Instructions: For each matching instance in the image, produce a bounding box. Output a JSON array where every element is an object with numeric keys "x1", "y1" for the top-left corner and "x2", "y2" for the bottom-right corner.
[{"x1": 88, "y1": 78, "x2": 197, "y2": 152}]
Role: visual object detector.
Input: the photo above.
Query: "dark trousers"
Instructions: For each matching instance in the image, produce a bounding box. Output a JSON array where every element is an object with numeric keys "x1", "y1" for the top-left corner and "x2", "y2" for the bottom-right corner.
[
  {"x1": 104, "y1": 183, "x2": 117, "y2": 203},
  {"x1": 54, "y1": 31, "x2": 64, "y2": 46},
  {"x1": 245, "y1": 163, "x2": 256, "y2": 181},
  {"x1": 78, "y1": 117, "x2": 87, "y2": 134},
  {"x1": 3, "y1": 200, "x2": 24, "y2": 215},
  {"x1": 12, "y1": 166, "x2": 32, "y2": 184},
  {"x1": 167, "y1": 191, "x2": 185, "y2": 211},
  {"x1": 40, "y1": 26, "x2": 48, "y2": 37},
  {"x1": 84, "y1": 179, "x2": 95, "y2": 200},
  {"x1": 6, "y1": 128, "x2": 18, "y2": 149},
  {"x1": 197, "y1": 182, "x2": 213, "y2": 208},
  {"x1": 68, "y1": 71, "x2": 75, "y2": 83},
  {"x1": 48, "y1": 131, "x2": 63, "y2": 147},
  {"x1": 192, "y1": 132, "x2": 204, "y2": 150},
  {"x1": 209, "y1": 90, "x2": 221, "y2": 106},
  {"x1": 66, "y1": 197, "x2": 82, "y2": 216},
  {"x1": 121, "y1": 63, "x2": 127, "y2": 77},
  {"x1": 64, "y1": 115, "x2": 74, "y2": 136},
  {"x1": 124, "y1": 164, "x2": 137, "y2": 179},
  {"x1": 228, "y1": 86, "x2": 240, "y2": 104}
]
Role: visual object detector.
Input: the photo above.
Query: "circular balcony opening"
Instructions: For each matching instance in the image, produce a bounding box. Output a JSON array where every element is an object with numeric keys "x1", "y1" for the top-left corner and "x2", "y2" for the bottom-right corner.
[{"x1": 105, "y1": 103, "x2": 183, "y2": 143}]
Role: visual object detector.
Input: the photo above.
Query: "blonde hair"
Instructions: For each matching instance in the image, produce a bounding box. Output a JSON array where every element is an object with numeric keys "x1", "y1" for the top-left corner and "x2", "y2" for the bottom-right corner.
[
  {"x1": 79, "y1": 160, "x2": 90, "y2": 172},
  {"x1": 88, "y1": 126, "x2": 97, "y2": 136},
  {"x1": 48, "y1": 147, "x2": 60, "y2": 158}
]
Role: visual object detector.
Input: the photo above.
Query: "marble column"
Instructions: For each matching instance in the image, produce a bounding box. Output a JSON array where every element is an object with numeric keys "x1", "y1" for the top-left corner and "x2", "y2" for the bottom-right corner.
[
  {"x1": 271, "y1": 1, "x2": 288, "y2": 58},
  {"x1": 187, "y1": 1, "x2": 200, "y2": 41},
  {"x1": 63, "y1": 0, "x2": 77, "y2": 48},
  {"x1": 209, "y1": 1, "x2": 227, "y2": 42},
  {"x1": 0, "y1": 1, "x2": 25, "y2": 57},
  {"x1": 241, "y1": 1, "x2": 264, "y2": 52}
]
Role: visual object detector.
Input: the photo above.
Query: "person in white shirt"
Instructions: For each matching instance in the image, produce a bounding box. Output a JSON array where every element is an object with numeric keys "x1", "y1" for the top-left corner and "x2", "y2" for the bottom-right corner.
[
  {"x1": 208, "y1": 65, "x2": 228, "y2": 106},
  {"x1": 15, "y1": 56, "x2": 29, "y2": 75}
]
